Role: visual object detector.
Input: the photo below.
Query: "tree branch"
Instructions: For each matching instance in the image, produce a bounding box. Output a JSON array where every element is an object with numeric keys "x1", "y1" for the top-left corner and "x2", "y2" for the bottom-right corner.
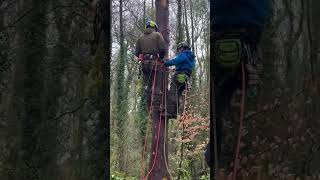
[
  {"x1": 0, "y1": 7, "x2": 35, "y2": 32},
  {"x1": 50, "y1": 98, "x2": 89, "y2": 121}
]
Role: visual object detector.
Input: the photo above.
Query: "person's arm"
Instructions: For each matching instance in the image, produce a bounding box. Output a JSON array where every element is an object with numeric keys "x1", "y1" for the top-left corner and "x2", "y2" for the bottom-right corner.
[
  {"x1": 164, "y1": 54, "x2": 185, "y2": 67},
  {"x1": 135, "y1": 38, "x2": 141, "y2": 57}
]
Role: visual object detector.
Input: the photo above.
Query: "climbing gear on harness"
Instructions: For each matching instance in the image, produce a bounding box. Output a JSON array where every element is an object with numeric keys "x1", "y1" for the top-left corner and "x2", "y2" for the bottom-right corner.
[
  {"x1": 215, "y1": 39, "x2": 241, "y2": 68},
  {"x1": 145, "y1": 20, "x2": 158, "y2": 31},
  {"x1": 140, "y1": 53, "x2": 159, "y2": 60},
  {"x1": 138, "y1": 54, "x2": 144, "y2": 61},
  {"x1": 176, "y1": 73, "x2": 187, "y2": 84},
  {"x1": 140, "y1": 54, "x2": 164, "y2": 72}
]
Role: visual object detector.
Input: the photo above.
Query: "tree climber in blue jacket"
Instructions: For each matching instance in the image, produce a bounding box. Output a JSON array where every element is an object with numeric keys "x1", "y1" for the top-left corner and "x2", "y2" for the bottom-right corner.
[
  {"x1": 205, "y1": 0, "x2": 271, "y2": 171},
  {"x1": 163, "y1": 42, "x2": 195, "y2": 119}
]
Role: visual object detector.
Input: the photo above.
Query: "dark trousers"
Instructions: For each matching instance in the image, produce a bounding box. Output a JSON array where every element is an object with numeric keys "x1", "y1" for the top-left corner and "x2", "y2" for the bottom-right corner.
[
  {"x1": 141, "y1": 60, "x2": 165, "y2": 111},
  {"x1": 166, "y1": 72, "x2": 189, "y2": 118}
]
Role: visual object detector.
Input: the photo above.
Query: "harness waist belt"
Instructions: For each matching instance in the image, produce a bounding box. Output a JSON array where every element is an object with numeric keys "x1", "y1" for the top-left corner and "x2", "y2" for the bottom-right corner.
[
  {"x1": 143, "y1": 53, "x2": 158, "y2": 60},
  {"x1": 142, "y1": 59, "x2": 163, "y2": 66}
]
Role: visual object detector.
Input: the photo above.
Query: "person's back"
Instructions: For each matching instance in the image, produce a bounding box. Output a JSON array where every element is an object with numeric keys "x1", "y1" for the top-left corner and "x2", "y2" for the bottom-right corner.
[
  {"x1": 213, "y1": 0, "x2": 270, "y2": 30},
  {"x1": 135, "y1": 20, "x2": 166, "y2": 111},
  {"x1": 164, "y1": 49, "x2": 195, "y2": 74},
  {"x1": 135, "y1": 26, "x2": 166, "y2": 59}
]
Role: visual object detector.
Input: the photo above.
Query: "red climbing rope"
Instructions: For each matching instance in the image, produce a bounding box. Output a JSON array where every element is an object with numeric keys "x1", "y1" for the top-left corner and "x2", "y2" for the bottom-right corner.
[
  {"x1": 144, "y1": 61, "x2": 165, "y2": 179},
  {"x1": 139, "y1": 53, "x2": 188, "y2": 180},
  {"x1": 140, "y1": 61, "x2": 159, "y2": 179},
  {"x1": 233, "y1": 61, "x2": 246, "y2": 180}
]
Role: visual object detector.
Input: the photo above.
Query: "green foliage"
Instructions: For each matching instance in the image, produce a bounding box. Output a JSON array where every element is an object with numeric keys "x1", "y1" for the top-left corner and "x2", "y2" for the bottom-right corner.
[
  {"x1": 135, "y1": 78, "x2": 147, "y2": 143},
  {"x1": 200, "y1": 174, "x2": 210, "y2": 180},
  {"x1": 177, "y1": 167, "x2": 192, "y2": 180}
]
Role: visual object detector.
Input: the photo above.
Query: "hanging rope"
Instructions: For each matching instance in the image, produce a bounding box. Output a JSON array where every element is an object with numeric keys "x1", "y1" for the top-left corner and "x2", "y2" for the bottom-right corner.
[
  {"x1": 163, "y1": 72, "x2": 173, "y2": 180},
  {"x1": 140, "y1": 61, "x2": 159, "y2": 179},
  {"x1": 177, "y1": 81, "x2": 189, "y2": 179},
  {"x1": 139, "y1": 42, "x2": 189, "y2": 179},
  {"x1": 144, "y1": 61, "x2": 165, "y2": 179},
  {"x1": 233, "y1": 61, "x2": 246, "y2": 180}
]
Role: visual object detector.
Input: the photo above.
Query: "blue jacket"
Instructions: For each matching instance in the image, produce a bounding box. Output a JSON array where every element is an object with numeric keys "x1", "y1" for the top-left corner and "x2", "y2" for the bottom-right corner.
[
  {"x1": 213, "y1": 0, "x2": 271, "y2": 30},
  {"x1": 164, "y1": 50, "x2": 195, "y2": 73}
]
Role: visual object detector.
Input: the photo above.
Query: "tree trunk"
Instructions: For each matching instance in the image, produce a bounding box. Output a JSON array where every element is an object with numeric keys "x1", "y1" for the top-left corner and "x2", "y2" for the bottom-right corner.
[
  {"x1": 188, "y1": 0, "x2": 198, "y2": 90},
  {"x1": 144, "y1": 0, "x2": 146, "y2": 24},
  {"x1": 115, "y1": 0, "x2": 127, "y2": 172},
  {"x1": 147, "y1": 0, "x2": 171, "y2": 179},
  {"x1": 176, "y1": 0, "x2": 183, "y2": 43},
  {"x1": 17, "y1": 1, "x2": 48, "y2": 179},
  {"x1": 189, "y1": 0, "x2": 195, "y2": 52},
  {"x1": 183, "y1": 0, "x2": 190, "y2": 46},
  {"x1": 151, "y1": 0, "x2": 154, "y2": 19}
]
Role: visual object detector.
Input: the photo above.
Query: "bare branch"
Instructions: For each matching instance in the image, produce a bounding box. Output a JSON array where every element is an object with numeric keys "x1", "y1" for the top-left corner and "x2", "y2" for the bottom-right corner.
[{"x1": 50, "y1": 98, "x2": 89, "y2": 121}]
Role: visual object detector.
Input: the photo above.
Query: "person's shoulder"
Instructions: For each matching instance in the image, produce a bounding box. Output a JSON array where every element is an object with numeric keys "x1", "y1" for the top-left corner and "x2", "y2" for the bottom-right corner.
[
  {"x1": 183, "y1": 50, "x2": 193, "y2": 55},
  {"x1": 184, "y1": 51, "x2": 195, "y2": 59},
  {"x1": 151, "y1": 31, "x2": 162, "y2": 37},
  {"x1": 136, "y1": 33, "x2": 143, "y2": 39},
  {"x1": 137, "y1": 33, "x2": 146, "y2": 40}
]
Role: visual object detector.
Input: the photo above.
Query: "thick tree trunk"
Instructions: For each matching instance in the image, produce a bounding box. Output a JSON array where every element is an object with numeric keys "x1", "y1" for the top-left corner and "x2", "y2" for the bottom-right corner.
[
  {"x1": 188, "y1": 0, "x2": 197, "y2": 90},
  {"x1": 189, "y1": 0, "x2": 195, "y2": 52},
  {"x1": 100, "y1": 1, "x2": 110, "y2": 179},
  {"x1": 144, "y1": 0, "x2": 146, "y2": 24},
  {"x1": 17, "y1": 1, "x2": 48, "y2": 179},
  {"x1": 156, "y1": 0, "x2": 170, "y2": 58},
  {"x1": 183, "y1": 0, "x2": 190, "y2": 46},
  {"x1": 176, "y1": 0, "x2": 183, "y2": 43},
  {"x1": 147, "y1": 0, "x2": 171, "y2": 179},
  {"x1": 116, "y1": 0, "x2": 126, "y2": 172}
]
